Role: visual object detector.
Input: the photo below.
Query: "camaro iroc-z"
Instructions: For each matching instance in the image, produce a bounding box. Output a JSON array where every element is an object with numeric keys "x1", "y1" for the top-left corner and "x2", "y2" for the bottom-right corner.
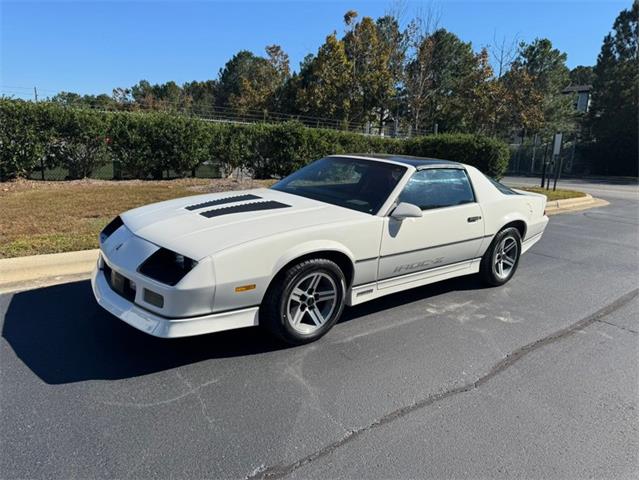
[{"x1": 92, "y1": 154, "x2": 549, "y2": 344}]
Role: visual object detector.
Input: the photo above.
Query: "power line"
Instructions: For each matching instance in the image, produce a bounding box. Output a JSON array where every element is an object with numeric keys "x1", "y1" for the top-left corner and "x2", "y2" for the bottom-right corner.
[{"x1": 0, "y1": 86, "x2": 433, "y2": 137}]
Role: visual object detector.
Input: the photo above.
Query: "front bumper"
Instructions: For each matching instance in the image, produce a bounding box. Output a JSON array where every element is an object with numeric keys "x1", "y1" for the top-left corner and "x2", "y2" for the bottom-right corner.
[{"x1": 91, "y1": 264, "x2": 259, "y2": 338}]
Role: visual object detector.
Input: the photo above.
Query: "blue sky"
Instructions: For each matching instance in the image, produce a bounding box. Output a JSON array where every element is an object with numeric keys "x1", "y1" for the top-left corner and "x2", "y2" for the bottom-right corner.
[{"x1": 0, "y1": 0, "x2": 629, "y2": 99}]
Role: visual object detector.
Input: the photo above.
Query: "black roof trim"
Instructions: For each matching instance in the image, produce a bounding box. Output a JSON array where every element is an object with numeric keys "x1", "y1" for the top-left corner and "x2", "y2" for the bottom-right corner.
[
  {"x1": 200, "y1": 200, "x2": 290, "y2": 218},
  {"x1": 340, "y1": 153, "x2": 462, "y2": 169},
  {"x1": 186, "y1": 194, "x2": 262, "y2": 211}
]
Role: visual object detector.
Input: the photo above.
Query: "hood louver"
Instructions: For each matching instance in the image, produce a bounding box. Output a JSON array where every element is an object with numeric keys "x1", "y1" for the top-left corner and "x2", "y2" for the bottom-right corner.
[
  {"x1": 185, "y1": 194, "x2": 262, "y2": 211},
  {"x1": 200, "y1": 200, "x2": 290, "y2": 218}
]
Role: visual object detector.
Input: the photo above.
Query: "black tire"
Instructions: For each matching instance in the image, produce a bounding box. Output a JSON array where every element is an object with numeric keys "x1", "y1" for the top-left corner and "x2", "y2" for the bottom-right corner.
[
  {"x1": 479, "y1": 227, "x2": 522, "y2": 286},
  {"x1": 261, "y1": 258, "x2": 346, "y2": 345}
]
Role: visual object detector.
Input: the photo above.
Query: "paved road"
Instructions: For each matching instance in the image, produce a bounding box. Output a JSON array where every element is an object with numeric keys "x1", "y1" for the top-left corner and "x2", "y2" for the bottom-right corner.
[
  {"x1": 1, "y1": 181, "x2": 638, "y2": 479},
  {"x1": 503, "y1": 175, "x2": 638, "y2": 201}
]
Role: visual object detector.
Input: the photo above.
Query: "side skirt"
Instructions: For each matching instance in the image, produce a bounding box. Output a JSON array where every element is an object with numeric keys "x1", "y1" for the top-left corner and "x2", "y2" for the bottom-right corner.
[
  {"x1": 521, "y1": 232, "x2": 543, "y2": 254},
  {"x1": 347, "y1": 258, "x2": 481, "y2": 306}
]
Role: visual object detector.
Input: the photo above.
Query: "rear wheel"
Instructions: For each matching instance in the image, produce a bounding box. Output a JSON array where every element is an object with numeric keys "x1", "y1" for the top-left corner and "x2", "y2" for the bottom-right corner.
[
  {"x1": 261, "y1": 258, "x2": 346, "y2": 345},
  {"x1": 480, "y1": 227, "x2": 521, "y2": 286}
]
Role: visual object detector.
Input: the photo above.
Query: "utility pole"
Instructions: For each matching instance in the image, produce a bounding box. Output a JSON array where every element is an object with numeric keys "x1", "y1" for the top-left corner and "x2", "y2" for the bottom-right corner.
[{"x1": 34, "y1": 86, "x2": 44, "y2": 179}]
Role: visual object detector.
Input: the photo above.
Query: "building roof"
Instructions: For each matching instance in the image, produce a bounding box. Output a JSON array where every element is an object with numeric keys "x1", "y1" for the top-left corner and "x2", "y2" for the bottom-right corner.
[
  {"x1": 340, "y1": 153, "x2": 463, "y2": 169},
  {"x1": 562, "y1": 84, "x2": 592, "y2": 93}
]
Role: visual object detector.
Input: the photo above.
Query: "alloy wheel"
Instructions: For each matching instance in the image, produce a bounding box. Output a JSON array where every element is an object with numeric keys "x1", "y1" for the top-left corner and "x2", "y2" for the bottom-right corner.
[
  {"x1": 494, "y1": 236, "x2": 518, "y2": 280},
  {"x1": 286, "y1": 272, "x2": 338, "y2": 335}
]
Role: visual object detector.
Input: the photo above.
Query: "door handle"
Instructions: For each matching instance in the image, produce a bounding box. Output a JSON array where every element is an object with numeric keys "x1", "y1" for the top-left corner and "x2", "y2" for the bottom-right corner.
[{"x1": 467, "y1": 216, "x2": 482, "y2": 223}]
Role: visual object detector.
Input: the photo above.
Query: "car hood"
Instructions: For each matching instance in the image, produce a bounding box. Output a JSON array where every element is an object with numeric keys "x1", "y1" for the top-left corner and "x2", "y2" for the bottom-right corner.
[{"x1": 120, "y1": 188, "x2": 368, "y2": 260}]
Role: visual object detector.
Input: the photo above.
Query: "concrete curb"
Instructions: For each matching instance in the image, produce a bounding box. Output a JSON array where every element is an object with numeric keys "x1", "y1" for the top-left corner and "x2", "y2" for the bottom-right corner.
[
  {"x1": 544, "y1": 194, "x2": 609, "y2": 215},
  {"x1": 0, "y1": 249, "x2": 98, "y2": 291},
  {"x1": 0, "y1": 194, "x2": 609, "y2": 291}
]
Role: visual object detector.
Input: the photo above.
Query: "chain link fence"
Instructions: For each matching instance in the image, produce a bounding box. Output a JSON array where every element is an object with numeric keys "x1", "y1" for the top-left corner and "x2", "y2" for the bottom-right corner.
[
  {"x1": 507, "y1": 134, "x2": 593, "y2": 177},
  {"x1": 26, "y1": 160, "x2": 223, "y2": 181}
]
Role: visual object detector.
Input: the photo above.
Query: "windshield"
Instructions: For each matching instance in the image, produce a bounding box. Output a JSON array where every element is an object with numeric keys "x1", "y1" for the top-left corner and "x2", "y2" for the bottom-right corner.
[{"x1": 271, "y1": 157, "x2": 407, "y2": 214}]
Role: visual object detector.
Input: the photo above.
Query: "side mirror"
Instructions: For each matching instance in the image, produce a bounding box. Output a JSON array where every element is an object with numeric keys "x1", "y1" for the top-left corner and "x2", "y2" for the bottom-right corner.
[{"x1": 390, "y1": 202, "x2": 423, "y2": 220}]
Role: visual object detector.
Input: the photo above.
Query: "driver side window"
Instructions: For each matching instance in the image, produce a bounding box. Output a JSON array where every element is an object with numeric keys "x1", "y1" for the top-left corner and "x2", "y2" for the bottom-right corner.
[{"x1": 398, "y1": 168, "x2": 475, "y2": 210}]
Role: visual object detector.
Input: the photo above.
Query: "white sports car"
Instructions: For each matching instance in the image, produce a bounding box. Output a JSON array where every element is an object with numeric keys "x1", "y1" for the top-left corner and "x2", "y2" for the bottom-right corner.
[{"x1": 92, "y1": 154, "x2": 548, "y2": 344}]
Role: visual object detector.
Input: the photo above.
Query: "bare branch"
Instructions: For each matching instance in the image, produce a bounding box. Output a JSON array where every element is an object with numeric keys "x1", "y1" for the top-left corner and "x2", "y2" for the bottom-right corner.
[{"x1": 489, "y1": 31, "x2": 519, "y2": 78}]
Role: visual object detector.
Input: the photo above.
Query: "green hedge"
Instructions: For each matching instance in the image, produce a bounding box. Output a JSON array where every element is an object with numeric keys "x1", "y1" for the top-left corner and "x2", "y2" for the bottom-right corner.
[{"x1": 0, "y1": 100, "x2": 509, "y2": 180}]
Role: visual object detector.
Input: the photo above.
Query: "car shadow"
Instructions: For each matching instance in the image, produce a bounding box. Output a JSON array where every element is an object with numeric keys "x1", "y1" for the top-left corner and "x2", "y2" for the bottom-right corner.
[{"x1": 2, "y1": 275, "x2": 488, "y2": 385}]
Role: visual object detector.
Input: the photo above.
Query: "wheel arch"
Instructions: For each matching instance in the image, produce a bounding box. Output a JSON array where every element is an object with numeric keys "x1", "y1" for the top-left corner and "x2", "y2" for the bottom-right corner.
[
  {"x1": 480, "y1": 215, "x2": 528, "y2": 258},
  {"x1": 266, "y1": 244, "x2": 356, "y2": 298},
  {"x1": 500, "y1": 219, "x2": 527, "y2": 240}
]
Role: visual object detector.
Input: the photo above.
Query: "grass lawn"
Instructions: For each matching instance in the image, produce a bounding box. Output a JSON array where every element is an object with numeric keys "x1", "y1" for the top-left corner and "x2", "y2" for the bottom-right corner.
[
  {"x1": 0, "y1": 178, "x2": 274, "y2": 258},
  {"x1": 518, "y1": 186, "x2": 587, "y2": 201},
  {"x1": 0, "y1": 179, "x2": 587, "y2": 259}
]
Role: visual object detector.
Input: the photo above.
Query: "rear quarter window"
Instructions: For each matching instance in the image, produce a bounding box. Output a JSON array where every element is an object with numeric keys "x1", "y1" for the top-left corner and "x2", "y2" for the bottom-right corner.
[{"x1": 486, "y1": 175, "x2": 520, "y2": 195}]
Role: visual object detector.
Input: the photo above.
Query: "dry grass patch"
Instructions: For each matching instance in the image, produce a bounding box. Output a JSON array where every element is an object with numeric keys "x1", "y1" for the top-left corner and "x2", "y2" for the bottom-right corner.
[
  {"x1": 0, "y1": 178, "x2": 274, "y2": 258},
  {"x1": 518, "y1": 186, "x2": 587, "y2": 202}
]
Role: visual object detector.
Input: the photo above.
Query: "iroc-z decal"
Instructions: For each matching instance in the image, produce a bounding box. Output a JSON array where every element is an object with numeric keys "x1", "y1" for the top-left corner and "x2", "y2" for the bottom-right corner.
[{"x1": 393, "y1": 256, "x2": 445, "y2": 274}]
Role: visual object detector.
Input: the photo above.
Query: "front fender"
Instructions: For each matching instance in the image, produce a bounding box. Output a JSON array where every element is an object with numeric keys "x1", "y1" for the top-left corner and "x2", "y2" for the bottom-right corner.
[
  {"x1": 272, "y1": 240, "x2": 356, "y2": 276},
  {"x1": 211, "y1": 239, "x2": 357, "y2": 313}
]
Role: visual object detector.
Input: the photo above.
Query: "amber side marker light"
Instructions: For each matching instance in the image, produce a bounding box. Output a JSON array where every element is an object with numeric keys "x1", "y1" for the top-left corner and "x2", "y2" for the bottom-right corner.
[{"x1": 235, "y1": 284, "x2": 256, "y2": 292}]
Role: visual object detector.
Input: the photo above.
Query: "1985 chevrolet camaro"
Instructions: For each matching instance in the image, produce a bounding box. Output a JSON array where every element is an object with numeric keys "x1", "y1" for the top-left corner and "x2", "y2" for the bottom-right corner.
[{"x1": 92, "y1": 154, "x2": 549, "y2": 344}]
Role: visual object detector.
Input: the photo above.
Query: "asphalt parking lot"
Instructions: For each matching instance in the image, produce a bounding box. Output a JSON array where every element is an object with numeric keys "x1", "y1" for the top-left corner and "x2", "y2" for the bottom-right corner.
[{"x1": 1, "y1": 179, "x2": 638, "y2": 479}]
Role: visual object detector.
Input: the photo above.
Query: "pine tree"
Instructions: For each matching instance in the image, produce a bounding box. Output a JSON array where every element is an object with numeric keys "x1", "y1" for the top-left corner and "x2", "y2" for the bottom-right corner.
[{"x1": 588, "y1": 1, "x2": 638, "y2": 175}]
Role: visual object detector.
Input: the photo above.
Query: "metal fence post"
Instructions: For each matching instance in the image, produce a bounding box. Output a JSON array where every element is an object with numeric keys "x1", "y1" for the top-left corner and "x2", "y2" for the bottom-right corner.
[{"x1": 113, "y1": 159, "x2": 121, "y2": 180}]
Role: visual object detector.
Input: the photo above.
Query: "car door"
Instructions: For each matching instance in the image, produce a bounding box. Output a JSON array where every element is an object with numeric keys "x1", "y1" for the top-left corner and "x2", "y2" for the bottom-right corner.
[{"x1": 377, "y1": 168, "x2": 485, "y2": 288}]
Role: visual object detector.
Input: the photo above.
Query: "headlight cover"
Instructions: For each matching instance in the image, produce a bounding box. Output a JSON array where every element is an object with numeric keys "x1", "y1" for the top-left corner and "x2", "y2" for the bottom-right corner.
[
  {"x1": 138, "y1": 248, "x2": 198, "y2": 286},
  {"x1": 100, "y1": 216, "x2": 124, "y2": 243}
]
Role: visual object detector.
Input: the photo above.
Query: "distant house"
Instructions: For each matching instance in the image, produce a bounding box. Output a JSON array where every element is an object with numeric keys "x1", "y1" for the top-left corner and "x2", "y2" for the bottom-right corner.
[{"x1": 562, "y1": 84, "x2": 592, "y2": 113}]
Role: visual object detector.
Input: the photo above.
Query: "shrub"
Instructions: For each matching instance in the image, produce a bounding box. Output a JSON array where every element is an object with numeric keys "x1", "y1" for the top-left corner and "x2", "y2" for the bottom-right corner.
[
  {"x1": 47, "y1": 108, "x2": 110, "y2": 179},
  {"x1": 0, "y1": 100, "x2": 52, "y2": 179},
  {"x1": 403, "y1": 133, "x2": 510, "y2": 179},
  {"x1": 0, "y1": 100, "x2": 511, "y2": 181}
]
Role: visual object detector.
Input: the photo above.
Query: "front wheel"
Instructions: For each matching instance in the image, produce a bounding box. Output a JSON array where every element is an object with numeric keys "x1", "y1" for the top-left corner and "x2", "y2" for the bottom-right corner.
[
  {"x1": 479, "y1": 227, "x2": 522, "y2": 286},
  {"x1": 261, "y1": 258, "x2": 346, "y2": 345}
]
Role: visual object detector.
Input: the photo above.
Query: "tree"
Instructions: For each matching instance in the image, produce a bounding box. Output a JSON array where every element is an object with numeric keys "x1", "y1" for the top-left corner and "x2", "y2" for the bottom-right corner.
[
  {"x1": 406, "y1": 29, "x2": 479, "y2": 133},
  {"x1": 182, "y1": 80, "x2": 218, "y2": 115},
  {"x1": 51, "y1": 91, "x2": 118, "y2": 110},
  {"x1": 265, "y1": 45, "x2": 291, "y2": 110},
  {"x1": 489, "y1": 33, "x2": 519, "y2": 79},
  {"x1": 129, "y1": 80, "x2": 192, "y2": 112},
  {"x1": 295, "y1": 33, "x2": 352, "y2": 123},
  {"x1": 588, "y1": 1, "x2": 638, "y2": 175},
  {"x1": 343, "y1": 14, "x2": 395, "y2": 131},
  {"x1": 217, "y1": 47, "x2": 290, "y2": 114},
  {"x1": 510, "y1": 38, "x2": 574, "y2": 136},
  {"x1": 374, "y1": 15, "x2": 408, "y2": 133},
  {"x1": 456, "y1": 48, "x2": 497, "y2": 134},
  {"x1": 50, "y1": 92, "x2": 84, "y2": 107},
  {"x1": 216, "y1": 51, "x2": 264, "y2": 108},
  {"x1": 569, "y1": 66, "x2": 595, "y2": 85},
  {"x1": 495, "y1": 68, "x2": 544, "y2": 135}
]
